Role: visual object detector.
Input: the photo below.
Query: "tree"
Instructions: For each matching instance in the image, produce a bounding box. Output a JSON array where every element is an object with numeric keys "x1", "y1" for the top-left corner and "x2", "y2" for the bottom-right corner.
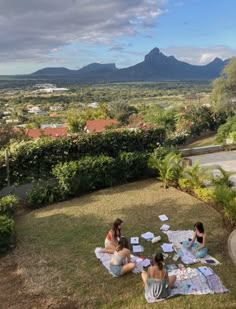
[
  {"x1": 212, "y1": 58, "x2": 236, "y2": 115},
  {"x1": 110, "y1": 100, "x2": 138, "y2": 124}
]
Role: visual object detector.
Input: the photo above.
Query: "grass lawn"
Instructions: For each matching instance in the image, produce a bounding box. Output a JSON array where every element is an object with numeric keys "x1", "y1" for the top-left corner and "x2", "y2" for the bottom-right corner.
[
  {"x1": 14, "y1": 179, "x2": 236, "y2": 308},
  {"x1": 185, "y1": 134, "x2": 217, "y2": 148}
]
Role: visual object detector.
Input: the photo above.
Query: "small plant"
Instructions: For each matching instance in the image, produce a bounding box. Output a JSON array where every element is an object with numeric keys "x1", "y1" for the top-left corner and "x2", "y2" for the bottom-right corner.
[
  {"x1": 193, "y1": 187, "x2": 215, "y2": 203},
  {"x1": 182, "y1": 161, "x2": 210, "y2": 189},
  {"x1": 148, "y1": 152, "x2": 183, "y2": 188},
  {"x1": 178, "y1": 177, "x2": 194, "y2": 191},
  {"x1": 224, "y1": 197, "x2": 236, "y2": 225},
  {"x1": 213, "y1": 185, "x2": 236, "y2": 207},
  {"x1": 27, "y1": 182, "x2": 61, "y2": 209},
  {"x1": 0, "y1": 195, "x2": 19, "y2": 216},
  {"x1": 0, "y1": 215, "x2": 15, "y2": 250},
  {"x1": 211, "y1": 166, "x2": 234, "y2": 187}
]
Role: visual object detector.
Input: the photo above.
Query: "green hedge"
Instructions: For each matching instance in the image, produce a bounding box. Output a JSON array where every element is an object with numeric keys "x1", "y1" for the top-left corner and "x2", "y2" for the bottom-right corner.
[
  {"x1": 0, "y1": 215, "x2": 15, "y2": 251},
  {"x1": 0, "y1": 195, "x2": 19, "y2": 216},
  {"x1": 27, "y1": 151, "x2": 150, "y2": 207},
  {"x1": 0, "y1": 127, "x2": 165, "y2": 188}
]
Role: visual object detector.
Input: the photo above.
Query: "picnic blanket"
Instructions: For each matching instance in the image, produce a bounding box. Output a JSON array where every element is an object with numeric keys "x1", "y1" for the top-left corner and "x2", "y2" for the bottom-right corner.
[
  {"x1": 146, "y1": 267, "x2": 228, "y2": 303},
  {"x1": 95, "y1": 247, "x2": 144, "y2": 276},
  {"x1": 165, "y1": 230, "x2": 220, "y2": 265}
]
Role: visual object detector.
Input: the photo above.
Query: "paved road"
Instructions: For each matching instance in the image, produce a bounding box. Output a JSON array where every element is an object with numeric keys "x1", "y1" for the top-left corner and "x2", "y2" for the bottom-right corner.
[{"x1": 189, "y1": 150, "x2": 236, "y2": 185}]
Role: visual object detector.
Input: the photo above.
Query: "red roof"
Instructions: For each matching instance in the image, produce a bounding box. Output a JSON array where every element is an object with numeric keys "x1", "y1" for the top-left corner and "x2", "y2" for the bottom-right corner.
[
  {"x1": 24, "y1": 127, "x2": 68, "y2": 139},
  {"x1": 86, "y1": 119, "x2": 118, "y2": 133}
]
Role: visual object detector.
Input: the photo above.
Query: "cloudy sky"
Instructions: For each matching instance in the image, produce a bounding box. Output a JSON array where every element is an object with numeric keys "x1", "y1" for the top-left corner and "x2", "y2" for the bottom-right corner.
[{"x1": 0, "y1": 0, "x2": 236, "y2": 74}]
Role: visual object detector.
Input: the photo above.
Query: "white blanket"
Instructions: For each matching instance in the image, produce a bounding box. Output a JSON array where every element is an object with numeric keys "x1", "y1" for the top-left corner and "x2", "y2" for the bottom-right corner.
[{"x1": 165, "y1": 230, "x2": 220, "y2": 265}]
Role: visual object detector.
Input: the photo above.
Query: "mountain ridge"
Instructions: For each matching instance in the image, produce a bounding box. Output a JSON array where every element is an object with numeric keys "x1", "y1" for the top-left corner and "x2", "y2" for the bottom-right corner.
[{"x1": 31, "y1": 47, "x2": 230, "y2": 81}]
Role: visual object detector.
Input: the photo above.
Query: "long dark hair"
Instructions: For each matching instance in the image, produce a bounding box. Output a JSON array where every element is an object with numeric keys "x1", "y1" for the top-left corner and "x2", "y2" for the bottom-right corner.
[
  {"x1": 194, "y1": 222, "x2": 204, "y2": 233},
  {"x1": 117, "y1": 237, "x2": 129, "y2": 251},
  {"x1": 112, "y1": 218, "x2": 123, "y2": 239},
  {"x1": 154, "y1": 253, "x2": 164, "y2": 270}
]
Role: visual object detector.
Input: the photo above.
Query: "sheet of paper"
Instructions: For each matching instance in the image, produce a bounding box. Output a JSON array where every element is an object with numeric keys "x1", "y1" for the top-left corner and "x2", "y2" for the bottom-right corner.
[
  {"x1": 141, "y1": 232, "x2": 154, "y2": 240},
  {"x1": 142, "y1": 259, "x2": 151, "y2": 267},
  {"x1": 197, "y1": 266, "x2": 214, "y2": 277},
  {"x1": 160, "y1": 224, "x2": 170, "y2": 231},
  {"x1": 132, "y1": 245, "x2": 144, "y2": 253},
  {"x1": 130, "y1": 237, "x2": 139, "y2": 244},
  {"x1": 159, "y1": 214, "x2": 168, "y2": 221},
  {"x1": 161, "y1": 243, "x2": 173, "y2": 252}
]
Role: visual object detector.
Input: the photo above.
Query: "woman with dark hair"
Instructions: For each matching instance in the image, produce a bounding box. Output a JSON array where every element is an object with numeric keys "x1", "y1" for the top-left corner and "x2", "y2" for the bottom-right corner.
[
  {"x1": 141, "y1": 253, "x2": 176, "y2": 302},
  {"x1": 109, "y1": 237, "x2": 136, "y2": 277},
  {"x1": 183, "y1": 221, "x2": 208, "y2": 258},
  {"x1": 100, "y1": 218, "x2": 123, "y2": 254}
]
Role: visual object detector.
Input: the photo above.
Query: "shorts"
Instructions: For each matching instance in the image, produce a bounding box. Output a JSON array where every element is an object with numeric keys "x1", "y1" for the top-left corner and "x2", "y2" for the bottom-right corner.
[{"x1": 110, "y1": 264, "x2": 122, "y2": 277}]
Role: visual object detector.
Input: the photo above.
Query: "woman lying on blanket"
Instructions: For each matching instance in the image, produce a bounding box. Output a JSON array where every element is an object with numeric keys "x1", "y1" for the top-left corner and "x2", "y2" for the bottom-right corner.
[
  {"x1": 109, "y1": 237, "x2": 136, "y2": 277},
  {"x1": 141, "y1": 253, "x2": 176, "y2": 301},
  {"x1": 183, "y1": 222, "x2": 208, "y2": 258},
  {"x1": 100, "y1": 218, "x2": 123, "y2": 254}
]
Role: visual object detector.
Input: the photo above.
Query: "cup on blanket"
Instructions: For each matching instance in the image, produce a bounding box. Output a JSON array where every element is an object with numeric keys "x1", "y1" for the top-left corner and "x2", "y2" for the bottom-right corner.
[{"x1": 151, "y1": 236, "x2": 161, "y2": 243}]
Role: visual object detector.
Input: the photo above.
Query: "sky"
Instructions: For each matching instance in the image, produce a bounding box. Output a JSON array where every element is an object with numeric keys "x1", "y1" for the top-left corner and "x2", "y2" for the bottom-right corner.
[{"x1": 0, "y1": 0, "x2": 236, "y2": 75}]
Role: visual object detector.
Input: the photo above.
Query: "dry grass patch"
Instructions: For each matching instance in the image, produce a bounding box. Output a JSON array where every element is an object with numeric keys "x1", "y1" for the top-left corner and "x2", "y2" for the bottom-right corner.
[{"x1": 12, "y1": 179, "x2": 236, "y2": 308}]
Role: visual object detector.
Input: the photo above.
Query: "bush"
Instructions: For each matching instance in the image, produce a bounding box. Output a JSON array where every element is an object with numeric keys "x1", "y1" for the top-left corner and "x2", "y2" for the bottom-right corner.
[
  {"x1": 27, "y1": 182, "x2": 62, "y2": 209},
  {"x1": 216, "y1": 115, "x2": 236, "y2": 143},
  {"x1": 52, "y1": 152, "x2": 149, "y2": 199},
  {"x1": 224, "y1": 197, "x2": 236, "y2": 224},
  {"x1": 211, "y1": 166, "x2": 234, "y2": 187},
  {"x1": 178, "y1": 177, "x2": 193, "y2": 191},
  {"x1": 193, "y1": 187, "x2": 215, "y2": 203},
  {"x1": 213, "y1": 185, "x2": 236, "y2": 207},
  {"x1": 0, "y1": 215, "x2": 15, "y2": 250},
  {"x1": 0, "y1": 195, "x2": 19, "y2": 216},
  {"x1": 0, "y1": 127, "x2": 165, "y2": 188}
]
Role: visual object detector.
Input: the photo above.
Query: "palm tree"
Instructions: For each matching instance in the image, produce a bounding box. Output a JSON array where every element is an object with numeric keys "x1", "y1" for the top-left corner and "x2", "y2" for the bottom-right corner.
[
  {"x1": 182, "y1": 161, "x2": 210, "y2": 189},
  {"x1": 211, "y1": 165, "x2": 234, "y2": 187},
  {"x1": 148, "y1": 152, "x2": 183, "y2": 188}
]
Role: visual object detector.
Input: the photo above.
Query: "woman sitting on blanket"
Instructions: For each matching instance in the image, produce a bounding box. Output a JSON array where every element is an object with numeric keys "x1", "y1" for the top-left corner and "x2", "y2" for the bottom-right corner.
[
  {"x1": 100, "y1": 218, "x2": 123, "y2": 254},
  {"x1": 109, "y1": 237, "x2": 136, "y2": 277},
  {"x1": 183, "y1": 222, "x2": 208, "y2": 258},
  {"x1": 141, "y1": 253, "x2": 176, "y2": 302}
]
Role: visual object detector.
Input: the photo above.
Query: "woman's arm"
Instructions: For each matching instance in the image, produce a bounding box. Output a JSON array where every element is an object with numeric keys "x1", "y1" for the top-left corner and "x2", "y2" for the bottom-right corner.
[
  {"x1": 192, "y1": 233, "x2": 206, "y2": 254},
  {"x1": 109, "y1": 230, "x2": 118, "y2": 244},
  {"x1": 187, "y1": 231, "x2": 196, "y2": 249}
]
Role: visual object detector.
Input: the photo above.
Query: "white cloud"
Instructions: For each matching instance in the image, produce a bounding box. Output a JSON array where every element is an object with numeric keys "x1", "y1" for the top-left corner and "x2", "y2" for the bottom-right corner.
[
  {"x1": 162, "y1": 46, "x2": 236, "y2": 64},
  {"x1": 0, "y1": 0, "x2": 167, "y2": 63}
]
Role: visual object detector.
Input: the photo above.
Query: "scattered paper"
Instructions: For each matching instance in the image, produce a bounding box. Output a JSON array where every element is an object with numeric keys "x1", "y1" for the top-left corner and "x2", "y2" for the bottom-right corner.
[
  {"x1": 142, "y1": 259, "x2": 151, "y2": 267},
  {"x1": 130, "y1": 237, "x2": 139, "y2": 244},
  {"x1": 161, "y1": 243, "x2": 174, "y2": 253},
  {"x1": 141, "y1": 232, "x2": 154, "y2": 240},
  {"x1": 132, "y1": 245, "x2": 144, "y2": 253},
  {"x1": 197, "y1": 266, "x2": 214, "y2": 277},
  {"x1": 159, "y1": 214, "x2": 168, "y2": 221},
  {"x1": 160, "y1": 224, "x2": 170, "y2": 231}
]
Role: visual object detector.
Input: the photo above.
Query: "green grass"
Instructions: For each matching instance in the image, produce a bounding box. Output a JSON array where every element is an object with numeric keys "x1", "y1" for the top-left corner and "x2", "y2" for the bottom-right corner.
[
  {"x1": 15, "y1": 179, "x2": 236, "y2": 308},
  {"x1": 185, "y1": 134, "x2": 217, "y2": 148}
]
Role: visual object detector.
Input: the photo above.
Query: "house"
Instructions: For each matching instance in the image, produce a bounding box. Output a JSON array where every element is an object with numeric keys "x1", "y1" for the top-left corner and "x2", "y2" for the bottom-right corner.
[
  {"x1": 24, "y1": 127, "x2": 68, "y2": 139},
  {"x1": 49, "y1": 105, "x2": 64, "y2": 111},
  {"x1": 28, "y1": 106, "x2": 46, "y2": 115},
  {"x1": 85, "y1": 119, "x2": 118, "y2": 133},
  {"x1": 87, "y1": 102, "x2": 98, "y2": 109}
]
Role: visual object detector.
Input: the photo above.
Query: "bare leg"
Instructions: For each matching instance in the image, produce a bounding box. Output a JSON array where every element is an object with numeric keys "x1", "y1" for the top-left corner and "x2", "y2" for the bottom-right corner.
[
  {"x1": 121, "y1": 262, "x2": 136, "y2": 275},
  {"x1": 168, "y1": 275, "x2": 176, "y2": 288},
  {"x1": 141, "y1": 271, "x2": 148, "y2": 286}
]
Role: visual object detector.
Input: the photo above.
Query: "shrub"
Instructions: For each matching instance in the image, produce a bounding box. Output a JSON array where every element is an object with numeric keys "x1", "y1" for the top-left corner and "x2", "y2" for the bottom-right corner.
[
  {"x1": 0, "y1": 215, "x2": 15, "y2": 250},
  {"x1": 211, "y1": 166, "x2": 234, "y2": 187},
  {"x1": 216, "y1": 115, "x2": 236, "y2": 143},
  {"x1": 27, "y1": 182, "x2": 62, "y2": 209},
  {"x1": 224, "y1": 197, "x2": 236, "y2": 224},
  {"x1": 213, "y1": 185, "x2": 236, "y2": 207},
  {"x1": 193, "y1": 187, "x2": 215, "y2": 203},
  {"x1": 52, "y1": 152, "x2": 150, "y2": 199},
  {"x1": 182, "y1": 161, "x2": 210, "y2": 189},
  {"x1": 0, "y1": 127, "x2": 165, "y2": 188},
  {"x1": 0, "y1": 195, "x2": 19, "y2": 216},
  {"x1": 178, "y1": 177, "x2": 193, "y2": 191},
  {"x1": 148, "y1": 152, "x2": 183, "y2": 188}
]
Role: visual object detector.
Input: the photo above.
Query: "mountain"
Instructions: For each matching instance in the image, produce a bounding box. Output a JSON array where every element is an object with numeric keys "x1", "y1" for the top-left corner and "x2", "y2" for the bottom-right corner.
[{"x1": 31, "y1": 47, "x2": 229, "y2": 81}]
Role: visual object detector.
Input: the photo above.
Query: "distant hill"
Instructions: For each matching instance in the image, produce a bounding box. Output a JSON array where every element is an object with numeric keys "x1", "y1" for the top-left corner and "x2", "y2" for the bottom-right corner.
[{"x1": 31, "y1": 47, "x2": 229, "y2": 81}]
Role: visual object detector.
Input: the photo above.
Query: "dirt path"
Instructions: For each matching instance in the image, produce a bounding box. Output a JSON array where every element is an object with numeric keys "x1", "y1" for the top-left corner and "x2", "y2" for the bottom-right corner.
[{"x1": 0, "y1": 254, "x2": 46, "y2": 309}]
